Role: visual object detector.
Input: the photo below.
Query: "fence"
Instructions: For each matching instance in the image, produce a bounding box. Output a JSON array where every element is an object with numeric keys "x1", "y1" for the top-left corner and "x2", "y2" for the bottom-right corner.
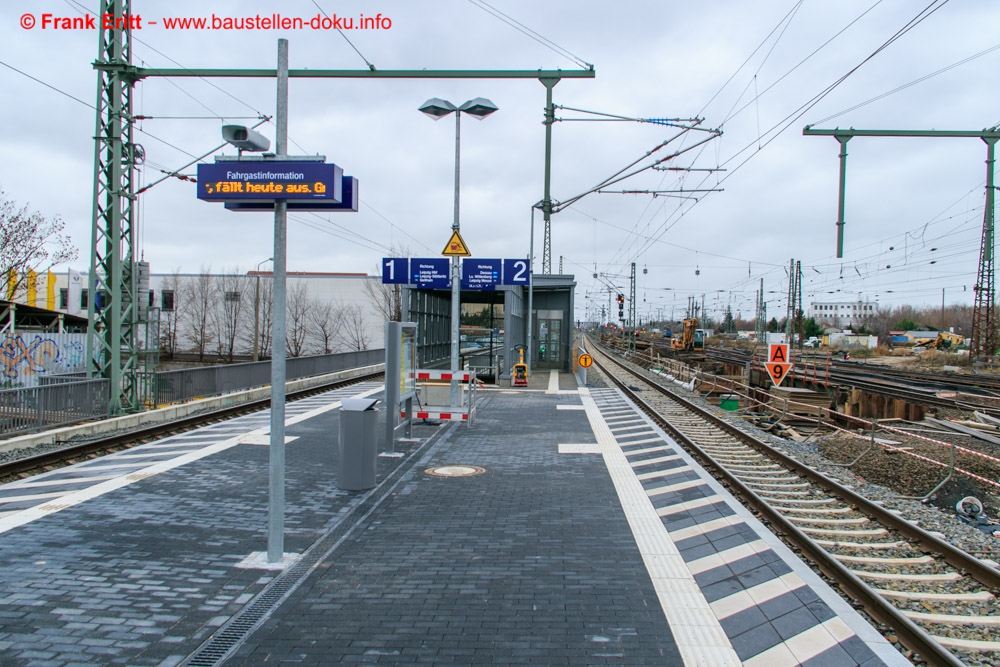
[
  {"x1": 463, "y1": 347, "x2": 504, "y2": 379},
  {"x1": 154, "y1": 348, "x2": 384, "y2": 405},
  {"x1": 0, "y1": 378, "x2": 110, "y2": 438},
  {"x1": 0, "y1": 349, "x2": 384, "y2": 438}
]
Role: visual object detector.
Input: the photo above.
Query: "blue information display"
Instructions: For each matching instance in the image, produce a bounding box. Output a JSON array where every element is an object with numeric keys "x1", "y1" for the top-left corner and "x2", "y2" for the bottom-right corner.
[
  {"x1": 503, "y1": 258, "x2": 531, "y2": 285},
  {"x1": 382, "y1": 257, "x2": 409, "y2": 284},
  {"x1": 197, "y1": 161, "x2": 343, "y2": 202},
  {"x1": 462, "y1": 259, "x2": 501, "y2": 290},
  {"x1": 411, "y1": 258, "x2": 451, "y2": 288}
]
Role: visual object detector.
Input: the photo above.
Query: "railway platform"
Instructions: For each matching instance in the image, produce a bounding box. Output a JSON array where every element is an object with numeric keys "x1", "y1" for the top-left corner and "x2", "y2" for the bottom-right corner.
[{"x1": 0, "y1": 373, "x2": 907, "y2": 666}]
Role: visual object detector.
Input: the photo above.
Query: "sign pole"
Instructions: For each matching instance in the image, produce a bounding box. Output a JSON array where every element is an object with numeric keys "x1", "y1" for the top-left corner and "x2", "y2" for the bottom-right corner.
[
  {"x1": 449, "y1": 110, "x2": 462, "y2": 409},
  {"x1": 267, "y1": 38, "x2": 289, "y2": 565}
]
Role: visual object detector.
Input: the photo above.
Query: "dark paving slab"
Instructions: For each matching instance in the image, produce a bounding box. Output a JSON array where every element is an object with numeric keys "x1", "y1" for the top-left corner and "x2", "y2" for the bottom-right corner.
[{"x1": 227, "y1": 390, "x2": 681, "y2": 666}]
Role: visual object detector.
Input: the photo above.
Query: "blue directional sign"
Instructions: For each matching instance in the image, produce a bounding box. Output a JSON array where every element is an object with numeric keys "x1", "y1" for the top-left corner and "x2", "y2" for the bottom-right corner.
[
  {"x1": 462, "y1": 258, "x2": 501, "y2": 290},
  {"x1": 503, "y1": 258, "x2": 531, "y2": 285},
  {"x1": 197, "y1": 161, "x2": 343, "y2": 202},
  {"x1": 412, "y1": 258, "x2": 451, "y2": 288},
  {"x1": 382, "y1": 257, "x2": 409, "y2": 284}
]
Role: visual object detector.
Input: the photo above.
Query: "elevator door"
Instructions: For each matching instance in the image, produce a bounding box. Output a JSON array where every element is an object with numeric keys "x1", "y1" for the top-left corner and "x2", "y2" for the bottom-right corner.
[{"x1": 535, "y1": 310, "x2": 563, "y2": 368}]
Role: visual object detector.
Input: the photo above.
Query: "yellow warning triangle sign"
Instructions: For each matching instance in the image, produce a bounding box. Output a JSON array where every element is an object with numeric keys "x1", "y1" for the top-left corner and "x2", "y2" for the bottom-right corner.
[{"x1": 441, "y1": 230, "x2": 471, "y2": 256}]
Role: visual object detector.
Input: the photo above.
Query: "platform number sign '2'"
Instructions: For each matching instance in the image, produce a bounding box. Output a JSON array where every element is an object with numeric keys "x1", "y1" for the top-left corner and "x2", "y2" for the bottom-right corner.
[
  {"x1": 503, "y1": 259, "x2": 530, "y2": 285},
  {"x1": 764, "y1": 343, "x2": 793, "y2": 387}
]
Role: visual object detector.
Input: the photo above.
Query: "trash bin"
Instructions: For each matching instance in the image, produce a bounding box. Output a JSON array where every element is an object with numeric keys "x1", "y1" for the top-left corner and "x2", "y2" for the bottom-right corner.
[
  {"x1": 339, "y1": 397, "x2": 379, "y2": 490},
  {"x1": 719, "y1": 394, "x2": 739, "y2": 411}
]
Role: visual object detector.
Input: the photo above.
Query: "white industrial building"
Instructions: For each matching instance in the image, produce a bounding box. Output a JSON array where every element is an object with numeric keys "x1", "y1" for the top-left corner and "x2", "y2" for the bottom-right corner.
[{"x1": 808, "y1": 300, "x2": 879, "y2": 330}]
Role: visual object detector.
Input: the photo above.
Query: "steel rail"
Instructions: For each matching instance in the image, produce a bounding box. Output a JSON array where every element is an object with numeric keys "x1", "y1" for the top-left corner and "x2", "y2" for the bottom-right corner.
[
  {"x1": 0, "y1": 371, "x2": 383, "y2": 480},
  {"x1": 591, "y1": 347, "x2": 999, "y2": 667}
]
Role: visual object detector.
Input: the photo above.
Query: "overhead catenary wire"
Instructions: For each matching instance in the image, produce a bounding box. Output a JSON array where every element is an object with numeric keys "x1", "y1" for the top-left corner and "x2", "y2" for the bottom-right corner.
[
  {"x1": 466, "y1": 0, "x2": 593, "y2": 70},
  {"x1": 621, "y1": 0, "x2": 953, "y2": 267}
]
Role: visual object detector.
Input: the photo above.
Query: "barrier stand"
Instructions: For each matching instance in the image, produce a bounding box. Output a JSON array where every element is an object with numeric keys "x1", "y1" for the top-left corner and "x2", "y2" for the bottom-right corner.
[{"x1": 404, "y1": 369, "x2": 478, "y2": 426}]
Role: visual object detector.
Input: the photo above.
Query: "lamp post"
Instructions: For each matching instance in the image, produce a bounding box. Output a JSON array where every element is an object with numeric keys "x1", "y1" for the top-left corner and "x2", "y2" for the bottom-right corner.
[
  {"x1": 252, "y1": 257, "x2": 272, "y2": 362},
  {"x1": 419, "y1": 97, "x2": 498, "y2": 407}
]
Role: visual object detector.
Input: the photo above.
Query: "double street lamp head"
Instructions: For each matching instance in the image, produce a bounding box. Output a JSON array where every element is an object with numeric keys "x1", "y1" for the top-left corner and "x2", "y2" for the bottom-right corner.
[{"x1": 418, "y1": 97, "x2": 498, "y2": 120}]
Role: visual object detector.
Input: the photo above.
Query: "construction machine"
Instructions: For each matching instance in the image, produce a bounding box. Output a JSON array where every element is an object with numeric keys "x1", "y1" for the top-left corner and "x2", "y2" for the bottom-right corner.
[{"x1": 670, "y1": 318, "x2": 703, "y2": 352}]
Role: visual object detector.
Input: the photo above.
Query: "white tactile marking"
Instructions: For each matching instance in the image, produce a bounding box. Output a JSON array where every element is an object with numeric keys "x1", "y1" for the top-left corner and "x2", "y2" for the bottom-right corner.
[
  {"x1": 578, "y1": 387, "x2": 741, "y2": 666},
  {"x1": 0, "y1": 385, "x2": 381, "y2": 536},
  {"x1": 686, "y1": 540, "x2": 770, "y2": 575},
  {"x1": 617, "y1": 436, "x2": 663, "y2": 446},
  {"x1": 0, "y1": 491, "x2": 70, "y2": 504},
  {"x1": 557, "y1": 444, "x2": 602, "y2": 454},
  {"x1": 669, "y1": 515, "x2": 746, "y2": 542},
  {"x1": 556, "y1": 404, "x2": 586, "y2": 411},
  {"x1": 0, "y1": 474, "x2": 119, "y2": 490},
  {"x1": 610, "y1": 424, "x2": 653, "y2": 433},
  {"x1": 646, "y1": 478, "x2": 707, "y2": 495},
  {"x1": 546, "y1": 370, "x2": 560, "y2": 394},
  {"x1": 710, "y1": 572, "x2": 808, "y2": 620},
  {"x1": 656, "y1": 496, "x2": 727, "y2": 517},
  {"x1": 623, "y1": 445, "x2": 674, "y2": 457},
  {"x1": 743, "y1": 617, "x2": 856, "y2": 667}
]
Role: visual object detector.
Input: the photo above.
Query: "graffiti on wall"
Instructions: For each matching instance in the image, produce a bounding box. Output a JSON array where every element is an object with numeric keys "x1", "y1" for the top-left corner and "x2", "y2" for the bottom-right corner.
[{"x1": 0, "y1": 334, "x2": 89, "y2": 387}]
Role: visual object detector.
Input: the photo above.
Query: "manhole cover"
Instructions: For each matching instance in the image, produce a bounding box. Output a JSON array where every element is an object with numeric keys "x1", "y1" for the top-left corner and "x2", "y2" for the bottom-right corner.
[{"x1": 424, "y1": 465, "x2": 485, "y2": 477}]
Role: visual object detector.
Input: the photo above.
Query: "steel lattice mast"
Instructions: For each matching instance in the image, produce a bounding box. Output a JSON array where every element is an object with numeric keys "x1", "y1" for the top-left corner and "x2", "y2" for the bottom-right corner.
[
  {"x1": 972, "y1": 136, "x2": 998, "y2": 359},
  {"x1": 89, "y1": 0, "x2": 139, "y2": 413}
]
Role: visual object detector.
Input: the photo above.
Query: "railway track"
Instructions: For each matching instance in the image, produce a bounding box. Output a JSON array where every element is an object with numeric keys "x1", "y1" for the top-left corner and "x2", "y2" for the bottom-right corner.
[
  {"x1": 589, "y1": 341, "x2": 1000, "y2": 666},
  {"x1": 0, "y1": 370, "x2": 384, "y2": 482}
]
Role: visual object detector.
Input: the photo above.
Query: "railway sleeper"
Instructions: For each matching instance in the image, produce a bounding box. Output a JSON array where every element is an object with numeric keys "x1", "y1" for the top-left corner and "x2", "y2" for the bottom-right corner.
[
  {"x1": 852, "y1": 570, "x2": 963, "y2": 583},
  {"x1": 873, "y1": 588, "x2": 994, "y2": 602},
  {"x1": 834, "y1": 553, "x2": 934, "y2": 565},
  {"x1": 798, "y1": 526, "x2": 888, "y2": 537}
]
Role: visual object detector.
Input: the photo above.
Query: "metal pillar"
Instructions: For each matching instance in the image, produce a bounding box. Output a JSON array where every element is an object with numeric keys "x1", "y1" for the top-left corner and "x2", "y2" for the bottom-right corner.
[
  {"x1": 628, "y1": 262, "x2": 636, "y2": 354},
  {"x1": 267, "y1": 38, "x2": 290, "y2": 564},
  {"x1": 449, "y1": 110, "x2": 462, "y2": 407},
  {"x1": 540, "y1": 78, "x2": 558, "y2": 274},
  {"x1": 89, "y1": 0, "x2": 138, "y2": 414},
  {"x1": 973, "y1": 136, "x2": 998, "y2": 359},
  {"x1": 785, "y1": 259, "x2": 795, "y2": 340},
  {"x1": 835, "y1": 136, "x2": 850, "y2": 258}
]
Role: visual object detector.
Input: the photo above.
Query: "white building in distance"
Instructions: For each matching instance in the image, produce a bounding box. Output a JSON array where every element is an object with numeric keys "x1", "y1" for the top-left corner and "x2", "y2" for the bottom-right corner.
[{"x1": 808, "y1": 299, "x2": 879, "y2": 330}]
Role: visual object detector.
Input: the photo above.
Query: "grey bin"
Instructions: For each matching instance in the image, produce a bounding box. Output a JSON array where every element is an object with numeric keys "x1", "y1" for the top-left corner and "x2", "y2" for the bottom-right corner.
[{"x1": 338, "y1": 397, "x2": 379, "y2": 490}]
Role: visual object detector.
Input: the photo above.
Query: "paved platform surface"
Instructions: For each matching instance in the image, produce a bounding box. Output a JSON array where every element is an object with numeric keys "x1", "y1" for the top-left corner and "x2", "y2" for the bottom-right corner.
[{"x1": 0, "y1": 374, "x2": 907, "y2": 666}]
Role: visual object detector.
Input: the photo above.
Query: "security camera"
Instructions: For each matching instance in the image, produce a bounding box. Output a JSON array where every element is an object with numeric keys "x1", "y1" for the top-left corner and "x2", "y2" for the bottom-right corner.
[{"x1": 221, "y1": 125, "x2": 271, "y2": 152}]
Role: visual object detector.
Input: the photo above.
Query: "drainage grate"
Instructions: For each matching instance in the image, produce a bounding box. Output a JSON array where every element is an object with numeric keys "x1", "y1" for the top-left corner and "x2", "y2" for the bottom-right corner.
[
  {"x1": 424, "y1": 465, "x2": 486, "y2": 477},
  {"x1": 181, "y1": 430, "x2": 448, "y2": 667}
]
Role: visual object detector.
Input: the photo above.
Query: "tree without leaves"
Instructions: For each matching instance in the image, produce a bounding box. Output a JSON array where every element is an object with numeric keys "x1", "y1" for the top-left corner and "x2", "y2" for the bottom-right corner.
[
  {"x1": 338, "y1": 302, "x2": 372, "y2": 351},
  {"x1": 182, "y1": 267, "x2": 216, "y2": 360},
  {"x1": 158, "y1": 268, "x2": 181, "y2": 357},
  {"x1": 363, "y1": 274, "x2": 402, "y2": 322},
  {"x1": 286, "y1": 281, "x2": 311, "y2": 357},
  {"x1": 216, "y1": 268, "x2": 251, "y2": 362},
  {"x1": 0, "y1": 190, "x2": 78, "y2": 296},
  {"x1": 308, "y1": 298, "x2": 343, "y2": 354}
]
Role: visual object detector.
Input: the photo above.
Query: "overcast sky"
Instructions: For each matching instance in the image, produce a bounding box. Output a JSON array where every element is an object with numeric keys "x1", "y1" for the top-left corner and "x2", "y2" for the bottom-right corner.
[{"x1": 2, "y1": 0, "x2": 997, "y2": 322}]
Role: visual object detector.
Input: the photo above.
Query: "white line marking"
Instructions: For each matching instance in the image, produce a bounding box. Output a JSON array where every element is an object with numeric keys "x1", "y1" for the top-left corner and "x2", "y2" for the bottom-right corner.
[
  {"x1": 556, "y1": 405, "x2": 586, "y2": 411},
  {"x1": 558, "y1": 444, "x2": 602, "y2": 454},
  {"x1": 546, "y1": 370, "x2": 560, "y2": 394}
]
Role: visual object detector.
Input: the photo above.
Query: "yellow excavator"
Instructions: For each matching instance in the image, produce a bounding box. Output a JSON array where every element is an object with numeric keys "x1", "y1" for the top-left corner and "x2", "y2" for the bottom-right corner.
[{"x1": 670, "y1": 318, "x2": 703, "y2": 352}]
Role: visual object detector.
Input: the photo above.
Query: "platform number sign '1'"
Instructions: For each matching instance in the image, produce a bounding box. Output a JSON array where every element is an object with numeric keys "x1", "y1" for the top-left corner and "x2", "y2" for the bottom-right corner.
[{"x1": 764, "y1": 343, "x2": 793, "y2": 387}]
